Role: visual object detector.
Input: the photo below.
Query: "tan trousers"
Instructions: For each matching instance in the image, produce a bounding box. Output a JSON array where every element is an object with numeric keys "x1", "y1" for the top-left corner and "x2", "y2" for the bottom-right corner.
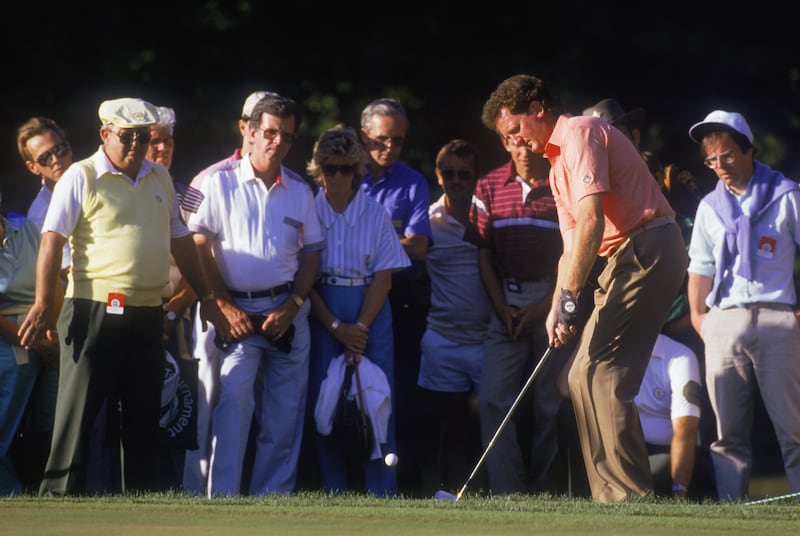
[{"x1": 568, "y1": 223, "x2": 687, "y2": 502}]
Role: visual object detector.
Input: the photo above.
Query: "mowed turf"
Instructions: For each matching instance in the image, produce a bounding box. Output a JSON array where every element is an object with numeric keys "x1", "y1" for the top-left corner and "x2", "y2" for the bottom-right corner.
[{"x1": 3, "y1": 491, "x2": 799, "y2": 535}]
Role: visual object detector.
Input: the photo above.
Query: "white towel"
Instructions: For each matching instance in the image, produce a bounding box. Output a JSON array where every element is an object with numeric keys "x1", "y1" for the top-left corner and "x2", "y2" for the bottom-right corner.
[{"x1": 314, "y1": 354, "x2": 391, "y2": 460}]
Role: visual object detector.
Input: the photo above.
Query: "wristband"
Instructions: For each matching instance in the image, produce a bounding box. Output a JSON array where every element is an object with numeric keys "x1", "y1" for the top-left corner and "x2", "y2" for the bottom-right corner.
[
  {"x1": 289, "y1": 293, "x2": 304, "y2": 308},
  {"x1": 672, "y1": 482, "x2": 688, "y2": 493}
]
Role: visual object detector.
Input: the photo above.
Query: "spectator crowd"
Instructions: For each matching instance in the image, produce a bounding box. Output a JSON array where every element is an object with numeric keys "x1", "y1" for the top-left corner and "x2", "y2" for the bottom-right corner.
[{"x1": 2, "y1": 74, "x2": 800, "y2": 504}]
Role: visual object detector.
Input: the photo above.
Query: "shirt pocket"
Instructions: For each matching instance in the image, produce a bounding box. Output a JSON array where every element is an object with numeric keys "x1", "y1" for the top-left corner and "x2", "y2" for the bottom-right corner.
[{"x1": 283, "y1": 216, "x2": 304, "y2": 251}]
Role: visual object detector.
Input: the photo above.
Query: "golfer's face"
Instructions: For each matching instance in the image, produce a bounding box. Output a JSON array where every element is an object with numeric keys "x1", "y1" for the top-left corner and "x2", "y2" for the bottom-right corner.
[{"x1": 495, "y1": 105, "x2": 545, "y2": 154}]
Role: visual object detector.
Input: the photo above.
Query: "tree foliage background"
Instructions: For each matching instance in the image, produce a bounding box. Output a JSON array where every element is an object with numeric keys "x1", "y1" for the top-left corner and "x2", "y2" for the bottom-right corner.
[{"x1": 1, "y1": 1, "x2": 798, "y2": 215}]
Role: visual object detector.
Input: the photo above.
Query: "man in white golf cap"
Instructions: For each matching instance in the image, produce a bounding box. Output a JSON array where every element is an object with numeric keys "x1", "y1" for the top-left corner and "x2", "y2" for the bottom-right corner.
[
  {"x1": 687, "y1": 109, "x2": 800, "y2": 501},
  {"x1": 18, "y1": 97, "x2": 224, "y2": 496}
]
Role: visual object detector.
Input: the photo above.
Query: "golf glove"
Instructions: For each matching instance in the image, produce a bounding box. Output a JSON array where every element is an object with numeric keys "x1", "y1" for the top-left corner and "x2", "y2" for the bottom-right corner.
[{"x1": 558, "y1": 289, "x2": 579, "y2": 326}]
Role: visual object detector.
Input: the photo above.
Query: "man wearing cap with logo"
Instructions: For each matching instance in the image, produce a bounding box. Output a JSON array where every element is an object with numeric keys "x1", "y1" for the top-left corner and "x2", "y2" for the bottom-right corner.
[
  {"x1": 481, "y1": 74, "x2": 688, "y2": 502},
  {"x1": 687, "y1": 110, "x2": 800, "y2": 501},
  {"x1": 187, "y1": 94, "x2": 323, "y2": 497},
  {"x1": 17, "y1": 97, "x2": 225, "y2": 496}
]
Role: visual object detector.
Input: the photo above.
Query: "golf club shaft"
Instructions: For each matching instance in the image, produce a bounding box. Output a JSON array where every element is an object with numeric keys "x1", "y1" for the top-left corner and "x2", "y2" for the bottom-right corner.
[
  {"x1": 456, "y1": 345, "x2": 555, "y2": 500},
  {"x1": 744, "y1": 490, "x2": 800, "y2": 505}
]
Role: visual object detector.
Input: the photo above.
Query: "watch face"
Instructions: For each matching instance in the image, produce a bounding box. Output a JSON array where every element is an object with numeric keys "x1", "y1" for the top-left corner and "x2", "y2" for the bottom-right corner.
[{"x1": 166, "y1": 311, "x2": 177, "y2": 321}]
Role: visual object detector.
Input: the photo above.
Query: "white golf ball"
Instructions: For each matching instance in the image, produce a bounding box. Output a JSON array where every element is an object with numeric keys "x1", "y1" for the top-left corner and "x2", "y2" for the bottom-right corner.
[{"x1": 384, "y1": 453, "x2": 398, "y2": 466}]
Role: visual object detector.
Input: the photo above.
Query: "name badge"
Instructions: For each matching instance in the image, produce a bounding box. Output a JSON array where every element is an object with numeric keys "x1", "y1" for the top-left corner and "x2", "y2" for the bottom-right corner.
[
  {"x1": 755, "y1": 236, "x2": 776, "y2": 259},
  {"x1": 106, "y1": 292, "x2": 125, "y2": 315}
]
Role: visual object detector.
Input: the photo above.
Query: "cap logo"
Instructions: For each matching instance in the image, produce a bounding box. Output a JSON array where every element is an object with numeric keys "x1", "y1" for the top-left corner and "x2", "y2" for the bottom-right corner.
[{"x1": 132, "y1": 112, "x2": 146, "y2": 122}]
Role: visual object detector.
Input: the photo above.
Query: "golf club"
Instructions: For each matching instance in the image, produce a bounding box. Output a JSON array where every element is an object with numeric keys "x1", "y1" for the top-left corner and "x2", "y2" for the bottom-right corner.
[
  {"x1": 744, "y1": 490, "x2": 800, "y2": 505},
  {"x1": 435, "y1": 345, "x2": 556, "y2": 501}
]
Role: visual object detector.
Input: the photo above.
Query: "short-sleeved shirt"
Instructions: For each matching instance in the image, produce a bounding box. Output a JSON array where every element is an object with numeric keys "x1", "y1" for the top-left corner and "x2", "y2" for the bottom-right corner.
[
  {"x1": 315, "y1": 187, "x2": 410, "y2": 278},
  {"x1": 0, "y1": 216, "x2": 40, "y2": 307},
  {"x1": 472, "y1": 160, "x2": 561, "y2": 281},
  {"x1": 361, "y1": 161, "x2": 433, "y2": 242},
  {"x1": 688, "y1": 173, "x2": 800, "y2": 309},
  {"x1": 635, "y1": 334, "x2": 702, "y2": 447},
  {"x1": 545, "y1": 115, "x2": 675, "y2": 257},
  {"x1": 426, "y1": 195, "x2": 491, "y2": 344},
  {"x1": 27, "y1": 182, "x2": 71, "y2": 270},
  {"x1": 44, "y1": 147, "x2": 187, "y2": 306},
  {"x1": 187, "y1": 155, "x2": 324, "y2": 290}
]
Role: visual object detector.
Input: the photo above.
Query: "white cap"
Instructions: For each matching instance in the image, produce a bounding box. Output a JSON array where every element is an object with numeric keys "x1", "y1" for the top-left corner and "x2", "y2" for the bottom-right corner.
[
  {"x1": 242, "y1": 90, "x2": 279, "y2": 118},
  {"x1": 98, "y1": 98, "x2": 159, "y2": 128},
  {"x1": 688, "y1": 110, "x2": 753, "y2": 144}
]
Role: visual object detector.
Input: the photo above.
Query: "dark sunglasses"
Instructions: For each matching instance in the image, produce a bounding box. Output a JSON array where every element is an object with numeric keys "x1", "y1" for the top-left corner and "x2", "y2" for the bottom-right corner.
[
  {"x1": 440, "y1": 168, "x2": 475, "y2": 181},
  {"x1": 322, "y1": 164, "x2": 355, "y2": 176},
  {"x1": 111, "y1": 129, "x2": 152, "y2": 145},
  {"x1": 34, "y1": 142, "x2": 71, "y2": 167}
]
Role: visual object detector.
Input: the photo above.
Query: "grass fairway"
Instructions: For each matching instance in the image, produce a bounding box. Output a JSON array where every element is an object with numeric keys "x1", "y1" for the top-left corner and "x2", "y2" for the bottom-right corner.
[{"x1": 2, "y1": 492, "x2": 799, "y2": 535}]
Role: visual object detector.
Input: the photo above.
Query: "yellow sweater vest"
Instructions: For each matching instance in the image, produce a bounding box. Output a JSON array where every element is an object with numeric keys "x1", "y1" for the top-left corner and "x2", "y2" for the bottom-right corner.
[{"x1": 67, "y1": 159, "x2": 175, "y2": 306}]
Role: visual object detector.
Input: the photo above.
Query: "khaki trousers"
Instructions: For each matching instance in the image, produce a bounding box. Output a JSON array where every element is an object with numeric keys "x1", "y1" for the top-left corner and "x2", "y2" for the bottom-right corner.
[{"x1": 568, "y1": 223, "x2": 687, "y2": 502}]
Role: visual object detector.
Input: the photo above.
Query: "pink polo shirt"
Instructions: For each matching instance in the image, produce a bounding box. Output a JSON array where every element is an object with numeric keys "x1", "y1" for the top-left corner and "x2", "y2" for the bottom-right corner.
[{"x1": 544, "y1": 115, "x2": 674, "y2": 257}]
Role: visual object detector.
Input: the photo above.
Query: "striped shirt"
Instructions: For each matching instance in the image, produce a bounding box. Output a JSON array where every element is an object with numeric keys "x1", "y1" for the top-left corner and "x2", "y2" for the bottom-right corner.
[
  {"x1": 315, "y1": 188, "x2": 410, "y2": 278},
  {"x1": 472, "y1": 160, "x2": 561, "y2": 281}
]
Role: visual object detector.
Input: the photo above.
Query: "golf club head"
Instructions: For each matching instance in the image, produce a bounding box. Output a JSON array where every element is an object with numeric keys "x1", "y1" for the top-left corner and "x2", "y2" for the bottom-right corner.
[{"x1": 434, "y1": 489, "x2": 458, "y2": 501}]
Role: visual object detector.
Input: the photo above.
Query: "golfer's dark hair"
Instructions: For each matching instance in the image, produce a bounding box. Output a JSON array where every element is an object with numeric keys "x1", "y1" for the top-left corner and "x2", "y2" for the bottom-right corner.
[{"x1": 481, "y1": 74, "x2": 563, "y2": 131}]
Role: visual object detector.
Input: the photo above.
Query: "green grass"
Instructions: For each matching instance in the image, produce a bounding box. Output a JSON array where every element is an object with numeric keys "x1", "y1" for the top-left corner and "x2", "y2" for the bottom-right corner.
[{"x1": 3, "y1": 491, "x2": 799, "y2": 535}]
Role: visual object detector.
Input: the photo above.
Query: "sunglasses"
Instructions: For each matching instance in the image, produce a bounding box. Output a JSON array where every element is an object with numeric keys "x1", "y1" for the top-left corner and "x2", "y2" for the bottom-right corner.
[
  {"x1": 322, "y1": 164, "x2": 355, "y2": 176},
  {"x1": 111, "y1": 129, "x2": 152, "y2": 145},
  {"x1": 440, "y1": 168, "x2": 475, "y2": 180},
  {"x1": 33, "y1": 142, "x2": 71, "y2": 167}
]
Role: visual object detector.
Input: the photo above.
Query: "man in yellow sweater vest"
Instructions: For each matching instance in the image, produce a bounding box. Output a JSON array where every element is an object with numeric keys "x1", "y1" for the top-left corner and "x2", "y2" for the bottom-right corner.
[{"x1": 18, "y1": 97, "x2": 225, "y2": 496}]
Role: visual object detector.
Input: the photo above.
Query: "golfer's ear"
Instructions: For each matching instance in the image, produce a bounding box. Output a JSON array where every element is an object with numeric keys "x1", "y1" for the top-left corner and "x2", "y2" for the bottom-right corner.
[{"x1": 528, "y1": 100, "x2": 544, "y2": 118}]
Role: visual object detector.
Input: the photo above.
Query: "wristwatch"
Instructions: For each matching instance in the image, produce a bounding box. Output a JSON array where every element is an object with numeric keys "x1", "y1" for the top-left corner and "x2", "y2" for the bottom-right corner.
[
  {"x1": 330, "y1": 318, "x2": 341, "y2": 332},
  {"x1": 165, "y1": 310, "x2": 177, "y2": 321}
]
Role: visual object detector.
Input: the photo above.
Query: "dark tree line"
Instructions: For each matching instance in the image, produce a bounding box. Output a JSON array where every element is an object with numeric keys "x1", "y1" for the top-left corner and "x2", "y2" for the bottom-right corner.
[{"x1": 2, "y1": 2, "x2": 798, "y2": 215}]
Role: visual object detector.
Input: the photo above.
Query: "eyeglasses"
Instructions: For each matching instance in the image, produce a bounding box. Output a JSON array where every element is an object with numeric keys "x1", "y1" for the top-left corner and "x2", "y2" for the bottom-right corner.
[
  {"x1": 33, "y1": 142, "x2": 71, "y2": 167},
  {"x1": 111, "y1": 128, "x2": 152, "y2": 145},
  {"x1": 259, "y1": 127, "x2": 295, "y2": 144},
  {"x1": 703, "y1": 151, "x2": 736, "y2": 168},
  {"x1": 440, "y1": 168, "x2": 475, "y2": 181},
  {"x1": 322, "y1": 164, "x2": 355, "y2": 176},
  {"x1": 367, "y1": 134, "x2": 405, "y2": 146}
]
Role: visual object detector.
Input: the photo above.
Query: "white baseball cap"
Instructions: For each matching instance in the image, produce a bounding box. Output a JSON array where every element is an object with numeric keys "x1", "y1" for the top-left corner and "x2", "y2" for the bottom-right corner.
[
  {"x1": 688, "y1": 110, "x2": 753, "y2": 144},
  {"x1": 241, "y1": 90, "x2": 279, "y2": 118}
]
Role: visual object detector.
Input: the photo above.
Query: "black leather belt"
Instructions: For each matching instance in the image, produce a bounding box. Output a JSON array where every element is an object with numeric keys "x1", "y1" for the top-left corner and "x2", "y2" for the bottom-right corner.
[{"x1": 228, "y1": 283, "x2": 292, "y2": 299}]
